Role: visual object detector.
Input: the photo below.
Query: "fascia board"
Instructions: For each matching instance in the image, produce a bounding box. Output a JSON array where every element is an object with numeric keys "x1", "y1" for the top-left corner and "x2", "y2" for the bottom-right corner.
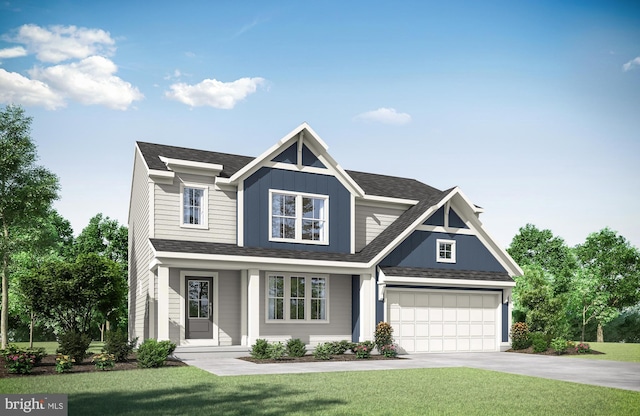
[
  {"x1": 381, "y1": 275, "x2": 516, "y2": 288},
  {"x1": 153, "y1": 250, "x2": 367, "y2": 270},
  {"x1": 360, "y1": 195, "x2": 419, "y2": 206},
  {"x1": 159, "y1": 156, "x2": 223, "y2": 175},
  {"x1": 148, "y1": 169, "x2": 175, "y2": 184}
]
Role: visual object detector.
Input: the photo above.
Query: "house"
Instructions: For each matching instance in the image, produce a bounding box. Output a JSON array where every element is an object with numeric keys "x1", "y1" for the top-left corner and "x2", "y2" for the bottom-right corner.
[{"x1": 128, "y1": 123, "x2": 522, "y2": 353}]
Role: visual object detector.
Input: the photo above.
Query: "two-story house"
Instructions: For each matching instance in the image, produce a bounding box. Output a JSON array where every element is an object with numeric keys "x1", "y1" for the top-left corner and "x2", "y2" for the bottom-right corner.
[{"x1": 128, "y1": 123, "x2": 522, "y2": 353}]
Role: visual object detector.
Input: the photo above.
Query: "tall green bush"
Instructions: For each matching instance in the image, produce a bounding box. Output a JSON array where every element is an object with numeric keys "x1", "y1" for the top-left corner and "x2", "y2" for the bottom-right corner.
[
  {"x1": 57, "y1": 331, "x2": 91, "y2": 363},
  {"x1": 510, "y1": 322, "x2": 531, "y2": 350},
  {"x1": 104, "y1": 329, "x2": 137, "y2": 362}
]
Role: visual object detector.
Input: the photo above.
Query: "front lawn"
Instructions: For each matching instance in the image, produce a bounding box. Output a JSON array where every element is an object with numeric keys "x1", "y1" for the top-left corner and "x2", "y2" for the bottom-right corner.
[
  {"x1": 567, "y1": 342, "x2": 640, "y2": 363},
  {"x1": 1, "y1": 366, "x2": 638, "y2": 415}
]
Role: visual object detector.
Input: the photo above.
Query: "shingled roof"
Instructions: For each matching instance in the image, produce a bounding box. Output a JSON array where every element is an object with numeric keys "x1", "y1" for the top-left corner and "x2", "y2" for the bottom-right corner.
[{"x1": 380, "y1": 266, "x2": 513, "y2": 282}]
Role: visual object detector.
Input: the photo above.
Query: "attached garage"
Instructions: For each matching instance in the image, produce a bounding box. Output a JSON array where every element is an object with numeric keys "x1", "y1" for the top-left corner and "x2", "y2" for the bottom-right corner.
[{"x1": 387, "y1": 290, "x2": 501, "y2": 353}]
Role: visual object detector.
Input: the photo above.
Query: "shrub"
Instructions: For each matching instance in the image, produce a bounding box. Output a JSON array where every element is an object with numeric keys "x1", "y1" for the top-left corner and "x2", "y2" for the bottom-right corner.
[
  {"x1": 92, "y1": 353, "x2": 116, "y2": 370},
  {"x1": 4, "y1": 352, "x2": 36, "y2": 374},
  {"x1": 380, "y1": 343, "x2": 399, "y2": 358},
  {"x1": 1, "y1": 345, "x2": 46, "y2": 364},
  {"x1": 530, "y1": 332, "x2": 548, "y2": 353},
  {"x1": 57, "y1": 331, "x2": 91, "y2": 363},
  {"x1": 510, "y1": 322, "x2": 531, "y2": 350},
  {"x1": 353, "y1": 341, "x2": 374, "y2": 359},
  {"x1": 136, "y1": 339, "x2": 176, "y2": 368},
  {"x1": 55, "y1": 354, "x2": 75, "y2": 373},
  {"x1": 104, "y1": 329, "x2": 137, "y2": 362},
  {"x1": 374, "y1": 322, "x2": 394, "y2": 351},
  {"x1": 567, "y1": 340, "x2": 576, "y2": 350},
  {"x1": 550, "y1": 338, "x2": 568, "y2": 355},
  {"x1": 313, "y1": 343, "x2": 332, "y2": 360},
  {"x1": 267, "y1": 342, "x2": 286, "y2": 360},
  {"x1": 327, "y1": 340, "x2": 353, "y2": 355},
  {"x1": 250, "y1": 339, "x2": 270, "y2": 359},
  {"x1": 575, "y1": 342, "x2": 591, "y2": 354},
  {"x1": 286, "y1": 338, "x2": 307, "y2": 357}
]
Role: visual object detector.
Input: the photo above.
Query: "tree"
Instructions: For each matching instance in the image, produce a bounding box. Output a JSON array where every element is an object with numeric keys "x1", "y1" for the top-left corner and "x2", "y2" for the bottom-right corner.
[
  {"x1": 508, "y1": 224, "x2": 577, "y2": 295},
  {"x1": 574, "y1": 228, "x2": 640, "y2": 342},
  {"x1": 0, "y1": 105, "x2": 59, "y2": 348},
  {"x1": 518, "y1": 265, "x2": 567, "y2": 340},
  {"x1": 25, "y1": 254, "x2": 127, "y2": 335}
]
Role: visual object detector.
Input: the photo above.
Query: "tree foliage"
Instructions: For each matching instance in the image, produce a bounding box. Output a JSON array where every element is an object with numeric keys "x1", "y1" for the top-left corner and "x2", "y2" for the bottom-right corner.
[
  {"x1": 517, "y1": 265, "x2": 567, "y2": 339},
  {"x1": 22, "y1": 254, "x2": 126, "y2": 334},
  {"x1": 0, "y1": 105, "x2": 59, "y2": 348}
]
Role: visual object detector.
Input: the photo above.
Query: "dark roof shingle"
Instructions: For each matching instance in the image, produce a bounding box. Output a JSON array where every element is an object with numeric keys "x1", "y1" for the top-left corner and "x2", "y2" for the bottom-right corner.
[{"x1": 380, "y1": 266, "x2": 513, "y2": 282}]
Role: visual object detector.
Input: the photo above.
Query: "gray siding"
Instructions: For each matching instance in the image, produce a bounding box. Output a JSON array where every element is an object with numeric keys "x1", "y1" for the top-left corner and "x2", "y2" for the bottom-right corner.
[
  {"x1": 258, "y1": 272, "x2": 352, "y2": 343},
  {"x1": 218, "y1": 270, "x2": 241, "y2": 345},
  {"x1": 244, "y1": 167, "x2": 351, "y2": 252},
  {"x1": 128, "y1": 150, "x2": 152, "y2": 342},
  {"x1": 168, "y1": 269, "x2": 182, "y2": 343},
  {"x1": 380, "y1": 231, "x2": 507, "y2": 272},
  {"x1": 355, "y1": 202, "x2": 405, "y2": 251},
  {"x1": 154, "y1": 172, "x2": 237, "y2": 244}
]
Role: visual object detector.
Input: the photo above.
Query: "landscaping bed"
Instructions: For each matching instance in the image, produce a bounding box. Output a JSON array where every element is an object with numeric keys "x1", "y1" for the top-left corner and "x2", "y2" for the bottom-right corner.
[
  {"x1": 0, "y1": 354, "x2": 187, "y2": 378},
  {"x1": 239, "y1": 353, "x2": 403, "y2": 364},
  {"x1": 507, "y1": 347, "x2": 604, "y2": 356}
]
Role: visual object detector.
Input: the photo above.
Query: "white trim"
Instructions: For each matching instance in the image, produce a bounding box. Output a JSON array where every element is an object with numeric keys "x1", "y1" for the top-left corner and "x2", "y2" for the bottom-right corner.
[
  {"x1": 350, "y1": 193, "x2": 356, "y2": 254},
  {"x1": 157, "y1": 266, "x2": 170, "y2": 340},
  {"x1": 266, "y1": 161, "x2": 331, "y2": 175},
  {"x1": 159, "y1": 156, "x2": 223, "y2": 176},
  {"x1": 180, "y1": 182, "x2": 209, "y2": 230},
  {"x1": 269, "y1": 189, "x2": 329, "y2": 245},
  {"x1": 240, "y1": 270, "x2": 248, "y2": 346},
  {"x1": 265, "y1": 272, "x2": 330, "y2": 323},
  {"x1": 381, "y1": 275, "x2": 516, "y2": 288},
  {"x1": 148, "y1": 169, "x2": 175, "y2": 184},
  {"x1": 148, "y1": 181, "x2": 155, "y2": 239},
  {"x1": 237, "y1": 181, "x2": 244, "y2": 246},
  {"x1": 247, "y1": 269, "x2": 260, "y2": 345},
  {"x1": 436, "y1": 239, "x2": 456, "y2": 263},
  {"x1": 416, "y1": 225, "x2": 475, "y2": 234},
  {"x1": 361, "y1": 194, "x2": 419, "y2": 206},
  {"x1": 181, "y1": 271, "x2": 219, "y2": 345}
]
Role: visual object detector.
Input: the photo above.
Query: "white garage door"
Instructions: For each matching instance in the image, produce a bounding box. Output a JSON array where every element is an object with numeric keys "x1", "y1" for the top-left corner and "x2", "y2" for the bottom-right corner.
[{"x1": 387, "y1": 291, "x2": 499, "y2": 353}]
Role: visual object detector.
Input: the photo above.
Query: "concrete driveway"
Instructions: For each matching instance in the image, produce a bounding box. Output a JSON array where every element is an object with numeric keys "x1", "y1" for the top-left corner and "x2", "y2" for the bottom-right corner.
[{"x1": 174, "y1": 350, "x2": 640, "y2": 392}]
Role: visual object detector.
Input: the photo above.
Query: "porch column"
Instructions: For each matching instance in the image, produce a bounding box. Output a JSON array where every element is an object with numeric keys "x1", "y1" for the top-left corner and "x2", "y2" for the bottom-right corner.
[
  {"x1": 359, "y1": 273, "x2": 375, "y2": 342},
  {"x1": 247, "y1": 269, "x2": 260, "y2": 345},
  {"x1": 240, "y1": 270, "x2": 248, "y2": 346},
  {"x1": 148, "y1": 270, "x2": 156, "y2": 339},
  {"x1": 157, "y1": 265, "x2": 169, "y2": 341}
]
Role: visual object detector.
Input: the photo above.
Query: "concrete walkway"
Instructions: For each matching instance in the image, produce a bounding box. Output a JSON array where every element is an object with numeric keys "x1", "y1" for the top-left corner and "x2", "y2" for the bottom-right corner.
[{"x1": 174, "y1": 350, "x2": 640, "y2": 392}]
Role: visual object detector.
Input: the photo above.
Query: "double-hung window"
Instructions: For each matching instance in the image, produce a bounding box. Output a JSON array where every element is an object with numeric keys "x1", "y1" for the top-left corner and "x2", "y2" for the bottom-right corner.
[
  {"x1": 436, "y1": 239, "x2": 456, "y2": 263},
  {"x1": 181, "y1": 183, "x2": 208, "y2": 229},
  {"x1": 267, "y1": 273, "x2": 328, "y2": 322},
  {"x1": 270, "y1": 190, "x2": 328, "y2": 244}
]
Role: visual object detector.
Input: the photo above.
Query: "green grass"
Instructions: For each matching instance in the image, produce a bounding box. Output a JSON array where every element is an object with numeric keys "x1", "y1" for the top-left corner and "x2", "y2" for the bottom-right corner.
[
  {"x1": 1, "y1": 366, "x2": 638, "y2": 415},
  {"x1": 567, "y1": 342, "x2": 640, "y2": 363},
  {"x1": 9, "y1": 341, "x2": 104, "y2": 355}
]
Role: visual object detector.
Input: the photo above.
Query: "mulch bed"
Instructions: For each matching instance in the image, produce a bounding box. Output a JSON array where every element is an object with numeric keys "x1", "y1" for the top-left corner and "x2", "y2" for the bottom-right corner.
[
  {"x1": 239, "y1": 354, "x2": 403, "y2": 364},
  {"x1": 0, "y1": 354, "x2": 187, "y2": 378},
  {"x1": 507, "y1": 346, "x2": 604, "y2": 356}
]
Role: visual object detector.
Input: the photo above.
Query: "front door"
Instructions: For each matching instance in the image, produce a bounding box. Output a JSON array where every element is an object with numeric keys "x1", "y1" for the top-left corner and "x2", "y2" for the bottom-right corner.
[{"x1": 186, "y1": 277, "x2": 213, "y2": 339}]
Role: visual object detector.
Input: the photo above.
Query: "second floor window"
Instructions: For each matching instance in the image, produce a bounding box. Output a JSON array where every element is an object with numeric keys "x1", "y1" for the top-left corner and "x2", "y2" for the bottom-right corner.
[
  {"x1": 270, "y1": 190, "x2": 328, "y2": 244},
  {"x1": 181, "y1": 185, "x2": 208, "y2": 228}
]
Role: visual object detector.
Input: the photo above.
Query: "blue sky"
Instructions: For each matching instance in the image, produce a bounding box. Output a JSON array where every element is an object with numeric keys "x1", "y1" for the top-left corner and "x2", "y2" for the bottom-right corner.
[{"x1": 1, "y1": 0, "x2": 639, "y2": 250}]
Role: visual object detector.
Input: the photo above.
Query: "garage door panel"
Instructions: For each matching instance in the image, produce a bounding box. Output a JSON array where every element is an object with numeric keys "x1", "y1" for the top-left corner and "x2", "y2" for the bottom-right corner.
[{"x1": 388, "y1": 290, "x2": 499, "y2": 353}]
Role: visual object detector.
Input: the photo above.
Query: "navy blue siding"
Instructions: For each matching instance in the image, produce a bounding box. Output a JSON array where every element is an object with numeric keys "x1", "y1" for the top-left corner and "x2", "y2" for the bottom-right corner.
[
  {"x1": 380, "y1": 231, "x2": 507, "y2": 272},
  {"x1": 243, "y1": 167, "x2": 351, "y2": 252},
  {"x1": 502, "y1": 299, "x2": 509, "y2": 342},
  {"x1": 302, "y1": 145, "x2": 326, "y2": 168},
  {"x1": 351, "y1": 275, "x2": 360, "y2": 342},
  {"x1": 449, "y1": 209, "x2": 468, "y2": 229},
  {"x1": 272, "y1": 142, "x2": 297, "y2": 164},
  {"x1": 424, "y1": 206, "x2": 444, "y2": 226}
]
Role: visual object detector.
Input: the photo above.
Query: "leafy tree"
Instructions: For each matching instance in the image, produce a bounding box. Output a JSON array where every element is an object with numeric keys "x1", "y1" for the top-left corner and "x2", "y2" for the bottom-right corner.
[
  {"x1": 508, "y1": 223, "x2": 577, "y2": 295},
  {"x1": 73, "y1": 213, "x2": 128, "y2": 336},
  {"x1": 518, "y1": 265, "x2": 568, "y2": 340},
  {"x1": 0, "y1": 105, "x2": 59, "y2": 348},
  {"x1": 574, "y1": 228, "x2": 640, "y2": 342},
  {"x1": 24, "y1": 253, "x2": 127, "y2": 335}
]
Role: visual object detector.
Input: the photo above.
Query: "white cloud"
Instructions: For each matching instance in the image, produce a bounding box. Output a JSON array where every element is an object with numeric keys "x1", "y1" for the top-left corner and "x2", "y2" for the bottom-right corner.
[
  {"x1": 29, "y1": 56, "x2": 143, "y2": 110},
  {"x1": 622, "y1": 57, "x2": 640, "y2": 72},
  {"x1": 11, "y1": 24, "x2": 115, "y2": 63},
  {"x1": 0, "y1": 68, "x2": 65, "y2": 110},
  {"x1": 165, "y1": 77, "x2": 265, "y2": 109},
  {"x1": 354, "y1": 107, "x2": 412, "y2": 125},
  {"x1": 164, "y1": 69, "x2": 183, "y2": 81},
  {"x1": 0, "y1": 46, "x2": 27, "y2": 59}
]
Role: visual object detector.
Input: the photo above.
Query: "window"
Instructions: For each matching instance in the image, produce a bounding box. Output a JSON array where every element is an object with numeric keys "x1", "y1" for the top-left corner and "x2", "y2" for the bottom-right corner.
[
  {"x1": 266, "y1": 273, "x2": 328, "y2": 322},
  {"x1": 270, "y1": 190, "x2": 328, "y2": 244},
  {"x1": 181, "y1": 184, "x2": 208, "y2": 228},
  {"x1": 436, "y1": 239, "x2": 456, "y2": 263}
]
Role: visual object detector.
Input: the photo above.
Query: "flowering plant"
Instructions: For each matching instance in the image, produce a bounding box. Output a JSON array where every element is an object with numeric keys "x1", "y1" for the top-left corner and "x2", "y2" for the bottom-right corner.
[
  {"x1": 380, "y1": 343, "x2": 398, "y2": 358},
  {"x1": 353, "y1": 342, "x2": 373, "y2": 359},
  {"x1": 92, "y1": 353, "x2": 116, "y2": 370},
  {"x1": 575, "y1": 342, "x2": 591, "y2": 354},
  {"x1": 55, "y1": 354, "x2": 75, "y2": 373},
  {"x1": 5, "y1": 353, "x2": 36, "y2": 374}
]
